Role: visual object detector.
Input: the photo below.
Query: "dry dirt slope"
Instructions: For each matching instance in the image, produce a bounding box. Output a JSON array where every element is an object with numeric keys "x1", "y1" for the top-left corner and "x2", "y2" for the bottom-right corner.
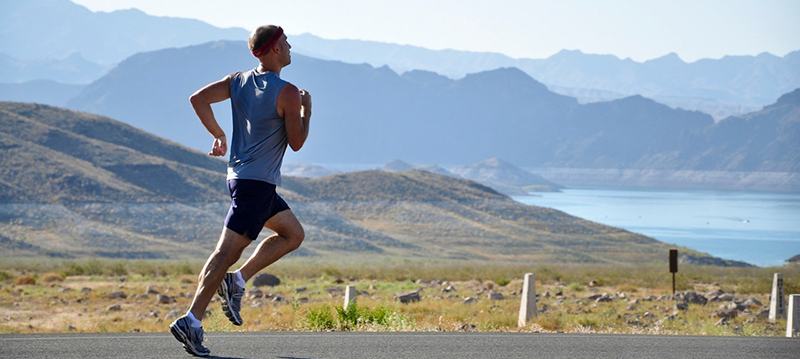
[{"x1": 0, "y1": 102, "x2": 721, "y2": 264}]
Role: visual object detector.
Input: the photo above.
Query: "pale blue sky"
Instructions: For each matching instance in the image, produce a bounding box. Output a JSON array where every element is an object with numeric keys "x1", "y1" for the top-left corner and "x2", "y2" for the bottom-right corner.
[{"x1": 71, "y1": 0, "x2": 800, "y2": 62}]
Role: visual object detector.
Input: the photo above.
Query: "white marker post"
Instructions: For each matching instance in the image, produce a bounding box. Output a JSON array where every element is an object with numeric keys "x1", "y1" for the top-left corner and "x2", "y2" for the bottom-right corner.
[
  {"x1": 787, "y1": 294, "x2": 799, "y2": 338},
  {"x1": 518, "y1": 273, "x2": 537, "y2": 327},
  {"x1": 770, "y1": 273, "x2": 786, "y2": 322},
  {"x1": 344, "y1": 285, "x2": 357, "y2": 310}
]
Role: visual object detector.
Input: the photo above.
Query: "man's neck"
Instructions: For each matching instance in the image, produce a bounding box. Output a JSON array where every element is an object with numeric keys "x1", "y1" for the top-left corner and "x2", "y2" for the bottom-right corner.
[{"x1": 257, "y1": 62, "x2": 281, "y2": 76}]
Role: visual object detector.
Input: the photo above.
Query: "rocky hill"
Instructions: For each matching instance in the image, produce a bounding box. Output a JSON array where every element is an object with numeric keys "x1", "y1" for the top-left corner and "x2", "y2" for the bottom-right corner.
[{"x1": 0, "y1": 102, "x2": 728, "y2": 264}]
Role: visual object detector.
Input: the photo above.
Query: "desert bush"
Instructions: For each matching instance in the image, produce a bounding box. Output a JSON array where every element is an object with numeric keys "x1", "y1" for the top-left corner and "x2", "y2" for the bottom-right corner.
[
  {"x1": 16, "y1": 276, "x2": 36, "y2": 285},
  {"x1": 0, "y1": 270, "x2": 11, "y2": 282},
  {"x1": 42, "y1": 272, "x2": 65, "y2": 283},
  {"x1": 170, "y1": 261, "x2": 198, "y2": 276},
  {"x1": 495, "y1": 277, "x2": 511, "y2": 287},
  {"x1": 567, "y1": 282, "x2": 584, "y2": 292},
  {"x1": 109, "y1": 262, "x2": 128, "y2": 276},
  {"x1": 305, "y1": 304, "x2": 335, "y2": 330}
]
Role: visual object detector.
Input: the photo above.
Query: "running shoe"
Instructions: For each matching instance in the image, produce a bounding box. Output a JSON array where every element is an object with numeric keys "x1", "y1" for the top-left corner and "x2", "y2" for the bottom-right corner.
[
  {"x1": 169, "y1": 315, "x2": 210, "y2": 357},
  {"x1": 217, "y1": 272, "x2": 244, "y2": 325}
]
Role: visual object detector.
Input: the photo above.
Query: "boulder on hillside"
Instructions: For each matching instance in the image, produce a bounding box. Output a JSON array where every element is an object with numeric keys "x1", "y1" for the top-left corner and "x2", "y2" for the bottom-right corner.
[{"x1": 252, "y1": 273, "x2": 280, "y2": 287}]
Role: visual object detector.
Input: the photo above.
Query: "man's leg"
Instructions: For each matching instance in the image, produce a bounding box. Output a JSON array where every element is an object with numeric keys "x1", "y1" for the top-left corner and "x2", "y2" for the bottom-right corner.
[
  {"x1": 237, "y1": 209, "x2": 304, "y2": 282},
  {"x1": 189, "y1": 227, "x2": 251, "y2": 320}
]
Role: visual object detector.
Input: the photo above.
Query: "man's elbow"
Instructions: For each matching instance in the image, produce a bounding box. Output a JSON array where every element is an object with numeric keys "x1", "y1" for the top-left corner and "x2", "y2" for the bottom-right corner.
[
  {"x1": 288, "y1": 141, "x2": 304, "y2": 152},
  {"x1": 189, "y1": 92, "x2": 202, "y2": 106}
]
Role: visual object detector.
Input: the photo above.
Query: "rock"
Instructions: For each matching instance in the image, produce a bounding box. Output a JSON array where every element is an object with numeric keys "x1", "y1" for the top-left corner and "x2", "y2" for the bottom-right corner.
[
  {"x1": 146, "y1": 286, "x2": 159, "y2": 295},
  {"x1": 463, "y1": 297, "x2": 477, "y2": 304},
  {"x1": 717, "y1": 293, "x2": 734, "y2": 302},
  {"x1": 587, "y1": 294, "x2": 603, "y2": 301},
  {"x1": 107, "y1": 304, "x2": 122, "y2": 312},
  {"x1": 756, "y1": 307, "x2": 770, "y2": 319},
  {"x1": 682, "y1": 292, "x2": 708, "y2": 305},
  {"x1": 488, "y1": 292, "x2": 504, "y2": 300},
  {"x1": 295, "y1": 297, "x2": 309, "y2": 303},
  {"x1": 675, "y1": 303, "x2": 689, "y2": 311},
  {"x1": 252, "y1": 273, "x2": 281, "y2": 287},
  {"x1": 725, "y1": 301, "x2": 745, "y2": 312},
  {"x1": 588, "y1": 280, "x2": 599, "y2": 287},
  {"x1": 107, "y1": 291, "x2": 127, "y2": 299},
  {"x1": 442, "y1": 285, "x2": 456, "y2": 293},
  {"x1": 68, "y1": 325, "x2": 76, "y2": 331},
  {"x1": 247, "y1": 287, "x2": 264, "y2": 299},
  {"x1": 165, "y1": 310, "x2": 181, "y2": 320},
  {"x1": 295, "y1": 286, "x2": 307, "y2": 293},
  {"x1": 81, "y1": 287, "x2": 92, "y2": 294},
  {"x1": 59, "y1": 287, "x2": 72, "y2": 293},
  {"x1": 271, "y1": 295, "x2": 284, "y2": 302},
  {"x1": 157, "y1": 294, "x2": 171, "y2": 304},
  {"x1": 617, "y1": 292, "x2": 627, "y2": 300},
  {"x1": 742, "y1": 297, "x2": 762, "y2": 307},
  {"x1": 713, "y1": 309, "x2": 738, "y2": 319},
  {"x1": 595, "y1": 293, "x2": 613, "y2": 303},
  {"x1": 395, "y1": 291, "x2": 421, "y2": 303},
  {"x1": 455, "y1": 323, "x2": 477, "y2": 331},
  {"x1": 643, "y1": 311, "x2": 655, "y2": 319},
  {"x1": 715, "y1": 317, "x2": 730, "y2": 326}
]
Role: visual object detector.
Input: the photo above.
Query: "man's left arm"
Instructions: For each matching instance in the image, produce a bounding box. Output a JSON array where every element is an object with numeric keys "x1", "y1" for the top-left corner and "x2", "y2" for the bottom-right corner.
[{"x1": 279, "y1": 83, "x2": 312, "y2": 152}]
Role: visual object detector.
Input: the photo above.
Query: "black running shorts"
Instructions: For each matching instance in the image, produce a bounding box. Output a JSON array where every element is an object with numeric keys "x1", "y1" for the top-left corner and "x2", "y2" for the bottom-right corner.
[{"x1": 224, "y1": 179, "x2": 290, "y2": 240}]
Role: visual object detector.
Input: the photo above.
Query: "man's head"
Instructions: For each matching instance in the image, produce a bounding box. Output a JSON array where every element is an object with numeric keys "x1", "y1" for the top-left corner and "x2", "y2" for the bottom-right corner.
[{"x1": 249, "y1": 25, "x2": 289, "y2": 62}]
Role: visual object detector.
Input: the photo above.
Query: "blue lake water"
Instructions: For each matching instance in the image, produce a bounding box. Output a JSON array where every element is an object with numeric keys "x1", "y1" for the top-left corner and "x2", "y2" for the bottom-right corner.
[{"x1": 512, "y1": 189, "x2": 800, "y2": 267}]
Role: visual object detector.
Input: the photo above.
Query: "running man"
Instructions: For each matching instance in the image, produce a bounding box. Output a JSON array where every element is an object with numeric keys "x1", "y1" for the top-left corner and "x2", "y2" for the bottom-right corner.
[{"x1": 169, "y1": 24, "x2": 311, "y2": 357}]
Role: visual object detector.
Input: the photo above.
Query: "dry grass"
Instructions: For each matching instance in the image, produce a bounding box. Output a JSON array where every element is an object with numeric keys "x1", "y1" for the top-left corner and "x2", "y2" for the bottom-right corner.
[{"x1": 0, "y1": 260, "x2": 796, "y2": 336}]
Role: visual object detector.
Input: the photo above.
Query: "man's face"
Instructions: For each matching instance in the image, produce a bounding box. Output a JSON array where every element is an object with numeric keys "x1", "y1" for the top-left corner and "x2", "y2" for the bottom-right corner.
[{"x1": 278, "y1": 34, "x2": 291, "y2": 66}]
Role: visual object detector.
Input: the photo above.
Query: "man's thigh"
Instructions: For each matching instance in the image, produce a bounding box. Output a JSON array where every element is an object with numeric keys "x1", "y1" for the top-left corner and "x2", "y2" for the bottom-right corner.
[{"x1": 264, "y1": 210, "x2": 303, "y2": 239}]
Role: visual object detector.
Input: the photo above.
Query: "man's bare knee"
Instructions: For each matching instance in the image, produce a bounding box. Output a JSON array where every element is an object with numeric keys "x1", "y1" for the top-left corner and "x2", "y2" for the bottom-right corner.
[{"x1": 279, "y1": 223, "x2": 304, "y2": 251}]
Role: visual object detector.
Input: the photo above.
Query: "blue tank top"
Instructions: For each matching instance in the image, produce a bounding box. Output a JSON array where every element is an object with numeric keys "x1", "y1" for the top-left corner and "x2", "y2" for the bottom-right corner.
[{"x1": 227, "y1": 70, "x2": 288, "y2": 185}]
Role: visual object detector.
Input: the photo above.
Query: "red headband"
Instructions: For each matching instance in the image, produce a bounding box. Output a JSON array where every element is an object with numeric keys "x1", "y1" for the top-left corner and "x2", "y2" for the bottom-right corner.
[{"x1": 251, "y1": 26, "x2": 284, "y2": 57}]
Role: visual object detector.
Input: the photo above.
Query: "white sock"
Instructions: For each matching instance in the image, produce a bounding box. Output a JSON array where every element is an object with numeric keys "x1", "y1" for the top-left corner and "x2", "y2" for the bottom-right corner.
[
  {"x1": 186, "y1": 311, "x2": 202, "y2": 328},
  {"x1": 233, "y1": 270, "x2": 246, "y2": 288}
]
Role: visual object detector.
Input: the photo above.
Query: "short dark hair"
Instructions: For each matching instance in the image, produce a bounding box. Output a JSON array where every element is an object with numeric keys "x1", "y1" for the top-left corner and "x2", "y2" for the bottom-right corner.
[{"x1": 249, "y1": 25, "x2": 281, "y2": 54}]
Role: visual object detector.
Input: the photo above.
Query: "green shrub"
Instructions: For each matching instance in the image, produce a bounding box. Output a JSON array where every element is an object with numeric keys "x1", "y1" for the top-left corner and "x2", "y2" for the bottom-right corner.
[
  {"x1": 567, "y1": 282, "x2": 584, "y2": 292},
  {"x1": 305, "y1": 304, "x2": 335, "y2": 331},
  {"x1": 495, "y1": 278, "x2": 511, "y2": 287},
  {"x1": 0, "y1": 270, "x2": 11, "y2": 281}
]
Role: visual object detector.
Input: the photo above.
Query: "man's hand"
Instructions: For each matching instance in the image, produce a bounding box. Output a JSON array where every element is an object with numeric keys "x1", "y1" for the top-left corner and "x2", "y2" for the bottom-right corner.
[
  {"x1": 209, "y1": 134, "x2": 227, "y2": 157},
  {"x1": 299, "y1": 89, "x2": 312, "y2": 117}
]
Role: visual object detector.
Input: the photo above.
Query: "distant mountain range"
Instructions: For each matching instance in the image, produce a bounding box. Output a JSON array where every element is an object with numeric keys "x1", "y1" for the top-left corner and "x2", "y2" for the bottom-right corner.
[
  {"x1": 0, "y1": 0, "x2": 247, "y2": 66},
  {"x1": 3, "y1": 101, "x2": 750, "y2": 265},
  {"x1": 290, "y1": 34, "x2": 800, "y2": 118},
  {"x1": 2, "y1": 1, "x2": 798, "y2": 121},
  {"x1": 56, "y1": 40, "x2": 799, "y2": 192}
]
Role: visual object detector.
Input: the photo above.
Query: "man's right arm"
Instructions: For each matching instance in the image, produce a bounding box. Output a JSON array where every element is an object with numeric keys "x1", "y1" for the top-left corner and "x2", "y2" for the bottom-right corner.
[{"x1": 190, "y1": 73, "x2": 235, "y2": 156}]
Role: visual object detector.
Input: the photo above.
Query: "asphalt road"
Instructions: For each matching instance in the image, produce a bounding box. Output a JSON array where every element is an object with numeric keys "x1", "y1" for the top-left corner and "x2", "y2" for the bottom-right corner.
[{"x1": 1, "y1": 332, "x2": 798, "y2": 359}]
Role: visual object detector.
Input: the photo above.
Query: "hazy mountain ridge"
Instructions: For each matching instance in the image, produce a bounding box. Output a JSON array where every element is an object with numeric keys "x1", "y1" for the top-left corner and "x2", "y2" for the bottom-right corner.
[
  {"x1": 0, "y1": 102, "x2": 741, "y2": 265},
  {"x1": 0, "y1": 0, "x2": 249, "y2": 66},
  {"x1": 59, "y1": 41, "x2": 799, "y2": 190},
  {"x1": 290, "y1": 34, "x2": 800, "y2": 117},
  {"x1": 2, "y1": 0, "x2": 796, "y2": 122}
]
